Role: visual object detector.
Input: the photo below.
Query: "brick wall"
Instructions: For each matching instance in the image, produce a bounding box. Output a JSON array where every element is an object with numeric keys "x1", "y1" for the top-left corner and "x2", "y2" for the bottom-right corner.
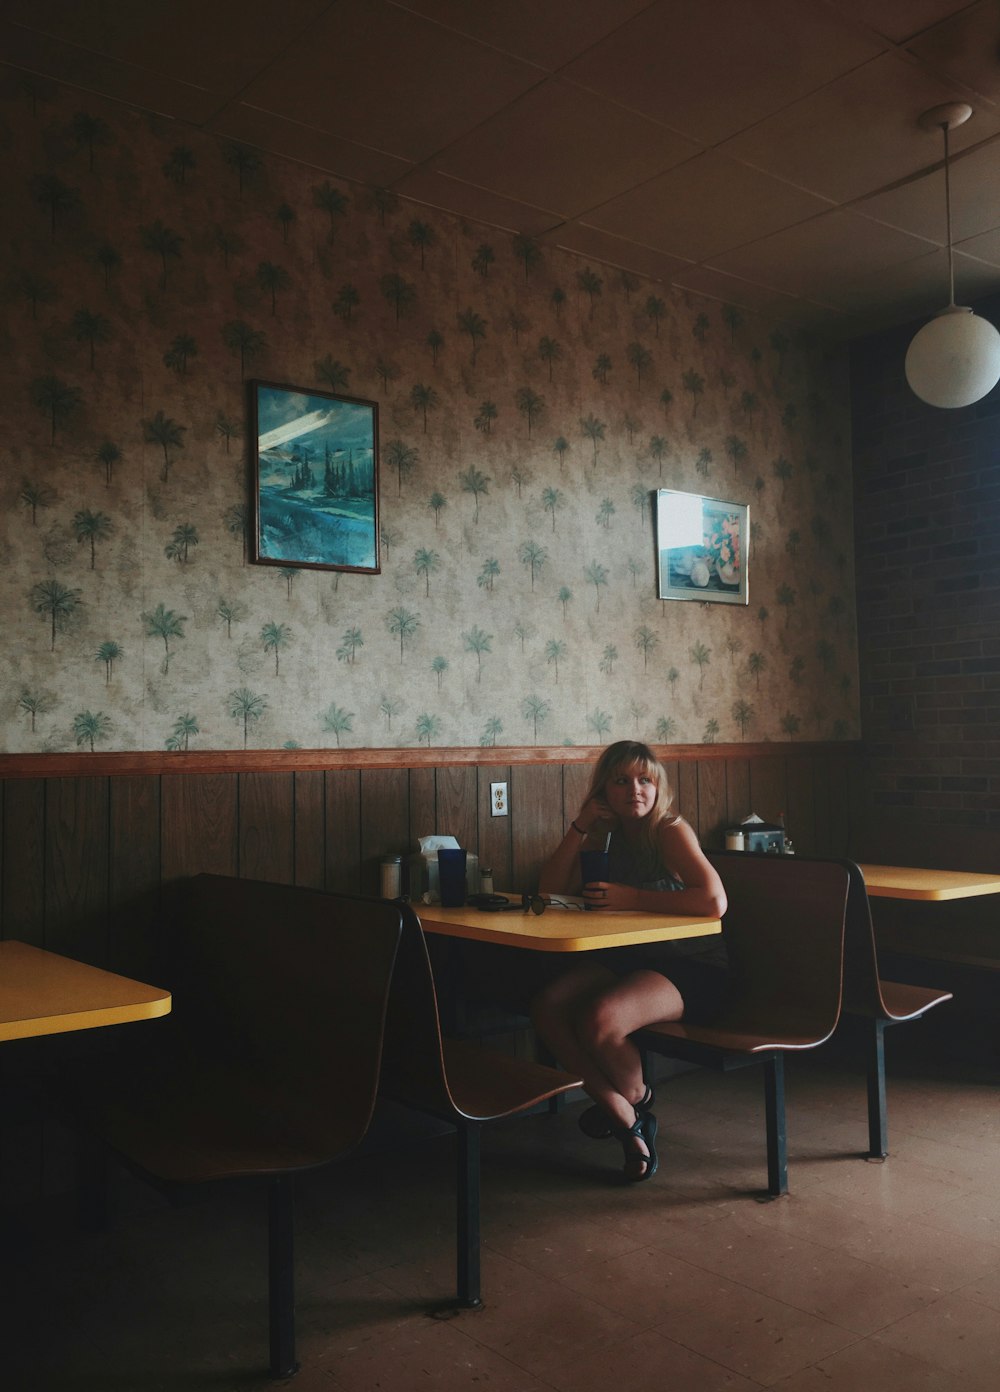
[{"x1": 850, "y1": 291, "x2": 1000, "y2": 841}]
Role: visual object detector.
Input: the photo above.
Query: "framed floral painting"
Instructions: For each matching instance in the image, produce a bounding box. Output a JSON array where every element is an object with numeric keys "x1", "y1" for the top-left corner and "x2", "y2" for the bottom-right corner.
[
  {"x1": 655, "y1": 489, "x2": 749, "y2": 605},
  {"x1": 249, "y1": 380, "x2": 380, "y2": 573}
]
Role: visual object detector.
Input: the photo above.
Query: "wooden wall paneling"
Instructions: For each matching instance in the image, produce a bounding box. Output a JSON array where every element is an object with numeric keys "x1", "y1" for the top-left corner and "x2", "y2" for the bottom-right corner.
[
  {"x1": 293, "y1": 771, "x2": 325, "y2": 888},
  {"x1": 108, "y1": 775, "x2": 161, "y2": 980},
  {"x1": 563, "y1": 762, "x2": 591, "y2": 824},
  {"x1": 510, "y1": 764, "x2": 562, "y2": 893},
  {"x1": 725, "y1": 758, "x2": 751, "y2": 829},
  {"x1": 238, "y1": 771, "x2": 295, "y2": 885},
  {"x1": 408, "y1": 767, "x2": 436, "y2": 855},
  {"x1": 696, "y1": 759, "x2": 727, "y2": 847},
  {"x1": 845, "y1": 753, "x2": 870, "y2": 859},
  {"x1": 160, "y1": 774, "x2": 239, "y2": 882},
  {"x1": 1, "y1": 779, "x2": 46, "y2": 944},
  {"x1": 784, "y1": 757, "x2": 816, "y2": 856},
  {"x1": 360, "y1": 768, "x2": 409, "y2": 896},
  {"x1": 325, "y1": 770, "x2": 361, "y2": 893},
  {"x1": 435, "y1": 765, "x2": 478, "y2": 853},
  {"x1": 660, "y1": 759, "x2": 681, "y2": 818},
  {"x1": 674, "y1": 761, "x2": 699, "y2": 831},
  {"x1": 747, "y1": 757, "x2": 786, "y2": 827},
  {"x1": 825, "y1": 751, "x2": 853, "y2": 858},
  {"x1": 477, "y1": 763, "x2": 512, "y2": 892},
  {"x1": 45, "y1": 778, "x2": 109, "y2": 963}
]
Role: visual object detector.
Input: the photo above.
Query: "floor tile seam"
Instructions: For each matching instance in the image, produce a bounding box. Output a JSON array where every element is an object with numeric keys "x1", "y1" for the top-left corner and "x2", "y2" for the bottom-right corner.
[
  {"x1": 740, "y1": 1197, "x2": 1000, "y2": 1267},
  {"x1": 475, "y1": 1238, "x2": 666, "y2": 1307},
  {"x1": 418, "y1": 1311, "x2": 573, "y2": 1390},
  {"x1": 634, "y1": 1233, "x2": 872, "y2": 1318},
  {"x1": 638, "y1": 1235, "x2": 955, "y2": 1336},
  {"x1": 750, "y1": 1331, "x2": 872, "y2": 1392},
  {"x1": 643, "y1": 1325, "x2": 775, "y2": 1389},
  {"x1": 449, "y1": 1288, "x2": 657, "y2": 1371},
  {"x1": 953, "y1": 1281, "x2": 1000, "y2": 1316},
  {"x1": 649, "y1": 1314, "x2": 859, "y2": 1385},
  {"x1": 887, "y1": 1125, "x2": 1000, "y2": 1161}
]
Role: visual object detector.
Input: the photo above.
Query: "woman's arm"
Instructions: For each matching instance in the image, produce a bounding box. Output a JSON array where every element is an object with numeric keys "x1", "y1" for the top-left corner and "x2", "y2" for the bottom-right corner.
[
  {"x1": 537, "y1": 795, "x2": 614, "y2": 895},
  {"x1": 597, "y1": 819, "x2": 727, "y2": 917}
]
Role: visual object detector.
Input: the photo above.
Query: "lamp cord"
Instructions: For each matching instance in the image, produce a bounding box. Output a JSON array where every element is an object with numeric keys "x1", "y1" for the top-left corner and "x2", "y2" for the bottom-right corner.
[{"x1": 942, "y1": 120, "x2": 955, "y2": 308}]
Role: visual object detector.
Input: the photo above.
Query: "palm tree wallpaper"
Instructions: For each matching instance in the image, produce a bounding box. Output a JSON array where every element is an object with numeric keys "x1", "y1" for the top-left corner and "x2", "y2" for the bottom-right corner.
[{"x1": 1, "y1": 72, "x2": 859, "y2": 754}]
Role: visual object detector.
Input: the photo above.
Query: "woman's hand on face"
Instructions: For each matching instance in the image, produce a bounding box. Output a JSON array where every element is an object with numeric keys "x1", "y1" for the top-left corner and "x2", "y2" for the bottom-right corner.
[
  {"x1": 576, "y1": 796, "x2": 618, "y2": 836},
  {"x1": 581, "y1": 880, "x2": 637, "y2": 911}
]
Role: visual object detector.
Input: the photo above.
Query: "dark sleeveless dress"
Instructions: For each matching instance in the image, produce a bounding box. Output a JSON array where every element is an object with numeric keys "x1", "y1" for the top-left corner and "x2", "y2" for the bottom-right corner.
[
  {"x1": 446, "y1": 822, "x2": 728, "y2": 1022},
  {"x1": 594, "y1": 826, "x2": 729, "y2": 1022}
]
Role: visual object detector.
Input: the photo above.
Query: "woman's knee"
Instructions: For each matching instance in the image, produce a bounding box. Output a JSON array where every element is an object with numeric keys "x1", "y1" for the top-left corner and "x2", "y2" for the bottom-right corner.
[{"x1": 578, "y1": 993, "x2": 627, "y2": 1051}]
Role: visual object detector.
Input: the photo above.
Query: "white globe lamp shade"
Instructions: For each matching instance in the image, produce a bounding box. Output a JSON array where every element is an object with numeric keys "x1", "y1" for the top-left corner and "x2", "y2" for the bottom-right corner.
[{"x1": 905, "y1": 304, "x2": 1000, "y2": 409}]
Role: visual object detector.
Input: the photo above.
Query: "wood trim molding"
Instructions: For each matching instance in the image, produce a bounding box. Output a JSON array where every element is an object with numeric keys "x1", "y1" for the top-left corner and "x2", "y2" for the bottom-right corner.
[{"x1": 0, "y1": 742, "x2": 863, "y2": 780}]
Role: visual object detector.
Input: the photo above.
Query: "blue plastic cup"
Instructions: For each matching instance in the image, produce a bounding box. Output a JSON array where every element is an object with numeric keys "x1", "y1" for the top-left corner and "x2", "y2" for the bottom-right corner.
[
  {"x1": 579, "y1": 849, "x2": 610, "y2": 909},
  {"x1": 437, "y1": 848, "x2": 468, "y2": 907}
]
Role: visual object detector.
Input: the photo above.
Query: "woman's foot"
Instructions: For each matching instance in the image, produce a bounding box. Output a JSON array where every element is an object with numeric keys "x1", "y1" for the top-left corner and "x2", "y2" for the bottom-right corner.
[
  {"x1": 578, "y1": 1084, "x2": 654, "y2": 1142},
  {"x1": 616, "y1": 1107, "x2": 658, "y2": 1183}
]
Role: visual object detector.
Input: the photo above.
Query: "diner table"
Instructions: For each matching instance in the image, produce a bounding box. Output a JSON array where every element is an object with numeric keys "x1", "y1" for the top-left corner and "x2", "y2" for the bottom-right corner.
[
  {"x1": 415, "y1": 899, "x2": 722, "y2": 951},
  {"x1": 0, "y1": 939, "x2": 171, "y2": 1042},
  {"x1": 857, "y1": 864, "x2": 1000, "y2": 902}
]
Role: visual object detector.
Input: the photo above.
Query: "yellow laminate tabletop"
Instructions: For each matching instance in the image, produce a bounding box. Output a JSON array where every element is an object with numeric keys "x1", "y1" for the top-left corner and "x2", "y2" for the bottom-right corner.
[
  {"x1": 0, "y1": 940, "x2": 172, "y2": 1042},
  {"x1": 415, "y1": 902, "x2": 721, "y2": 952},
  {"x1": 857, "y1": 864, "x2": 1000, "y2": 902}
]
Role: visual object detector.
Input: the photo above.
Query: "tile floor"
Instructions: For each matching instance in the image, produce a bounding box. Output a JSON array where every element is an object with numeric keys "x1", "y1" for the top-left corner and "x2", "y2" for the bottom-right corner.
[{"x1": 2, "y1": 1009, "x2": 998, "y2": 1391}]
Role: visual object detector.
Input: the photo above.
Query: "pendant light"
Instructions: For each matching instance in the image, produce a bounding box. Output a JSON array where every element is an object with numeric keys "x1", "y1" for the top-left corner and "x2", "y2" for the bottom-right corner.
[{"x1": 904, "y1": 103, "x2": 1000, "y2": 409}]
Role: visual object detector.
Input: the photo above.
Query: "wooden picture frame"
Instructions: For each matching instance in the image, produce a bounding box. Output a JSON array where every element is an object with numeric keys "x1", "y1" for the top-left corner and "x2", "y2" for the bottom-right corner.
[
  {"x1": 655, "y1": 488, "x2": 749, "y2": 605},
  {"x1": 249, "y1": 380, "x2": 380, "y2": 573}
]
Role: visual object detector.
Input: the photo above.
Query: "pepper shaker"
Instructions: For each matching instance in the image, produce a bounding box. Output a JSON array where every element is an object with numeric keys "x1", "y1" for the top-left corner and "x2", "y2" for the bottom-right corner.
[{"x1": 380, "y1": 855, "x2": 402, "y2": 899}]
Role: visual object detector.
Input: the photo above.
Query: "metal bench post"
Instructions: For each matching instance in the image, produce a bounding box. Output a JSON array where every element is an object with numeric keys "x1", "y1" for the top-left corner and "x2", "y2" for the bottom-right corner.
[
  {"x1": 457, "y1": 1122, "x2": 482, "y2": 1307},
  {"x1": 866, "y1": 1018, "x2": 889, "y2": 1159},
  {"x1": 763, "y1": 1054, "x2": 788, "y2": 1197}
]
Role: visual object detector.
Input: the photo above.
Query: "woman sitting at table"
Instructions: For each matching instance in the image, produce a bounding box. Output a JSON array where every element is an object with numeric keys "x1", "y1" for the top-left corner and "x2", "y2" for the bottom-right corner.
[{"x1": 533, "y1": 740, "x2": 727, "y2": 1184}]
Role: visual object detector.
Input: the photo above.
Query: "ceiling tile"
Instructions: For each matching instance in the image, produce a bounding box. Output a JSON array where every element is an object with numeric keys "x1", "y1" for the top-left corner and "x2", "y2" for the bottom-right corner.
[
  {"x1": 720, "y1": 51, "x2": 1000, "y2": 203},
  {"x1": 955, "y1": 230, "x2": 1000, "y2": 269},
  {"x1": 434, "y1": 78, "x2": 699, "y2": 219},
  {"x1": 584, "y1": 151, "x2": 833, "y2": 261},
  {"x1": 539, "y1": 223, "x2": 691, "y2": 283},
  {"x1": 830, "y1": 1, "x2": 976, "y2": 46},
  {"x1": 708, "y1": 209, "x2": 935, "y2": 303},
  {"x1": 6, "y1": 0, "x2": 332, "y2": 99},
  {"x1": 560, "y1": 0, "x2": 887, "y2": 145},
  {"x1": 206, "y1": 105, "x2": 413, "y2": 189},
  {"x1": 236, "y1": 0, "x2": 543, "y2": 163},
  {"x1": 392, "y1": 168, "x2": 561, "y2": 236},
  {"x1": 852, "y1": 140, "x2": 1000, "y2": 243},
  {"x1": 669, "y1": 264, "x2": 842, "y2": 322},
  {"x1": 390, "y1": 0, "x2": 651, "y2": 69},
  {"x1": 1, "y1": 18, "x2": 220, "y2": 123},
  {"x1": 905, "y1": 0, "x2": 1000, "y2": 105}
]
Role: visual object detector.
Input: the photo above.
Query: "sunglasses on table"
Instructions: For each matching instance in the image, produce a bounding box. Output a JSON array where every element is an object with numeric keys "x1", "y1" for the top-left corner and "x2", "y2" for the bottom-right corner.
[{"x1": 465, "y1": 893, "x2": 584, "y2": 914}]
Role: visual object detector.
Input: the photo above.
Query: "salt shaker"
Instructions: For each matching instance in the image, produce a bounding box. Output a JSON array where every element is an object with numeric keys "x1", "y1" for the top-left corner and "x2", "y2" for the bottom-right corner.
[{"x1": 380, "y1": 855, "x2": 402, "y2": 899}]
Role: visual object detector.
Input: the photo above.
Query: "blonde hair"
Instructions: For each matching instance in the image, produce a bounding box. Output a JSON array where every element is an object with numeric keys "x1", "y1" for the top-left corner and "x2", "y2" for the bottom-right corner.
[{"x1": 585, "y1": 741, "x2": 678, "y2": 846}]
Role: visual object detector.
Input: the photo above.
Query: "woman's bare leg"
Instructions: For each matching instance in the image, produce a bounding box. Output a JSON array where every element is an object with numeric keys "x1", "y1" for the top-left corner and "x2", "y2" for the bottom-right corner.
[
  {"x1": 532, "y1": 967, "x2": 685, "y2": 1176},
  {"x1": 531, "y1": 963, "x2": 621, "y2": 1107}
]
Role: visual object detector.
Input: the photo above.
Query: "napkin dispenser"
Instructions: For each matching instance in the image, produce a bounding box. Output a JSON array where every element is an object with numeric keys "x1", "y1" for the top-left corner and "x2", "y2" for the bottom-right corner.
[
  {"x1": 408, "y1": 835, "x2": 480, "y2": 901},
  {"x1": 725, "y1": 815, "x2": 785, "y2": 854}
]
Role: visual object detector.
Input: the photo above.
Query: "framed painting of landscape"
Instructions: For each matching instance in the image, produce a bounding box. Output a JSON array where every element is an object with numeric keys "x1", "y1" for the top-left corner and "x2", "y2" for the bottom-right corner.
[
  {"x1": 250, "y1": 380, "x2": 380, "y2": 573},
  {"x1": 655, "y1": 488, "x2": 748, "y2": 605}
]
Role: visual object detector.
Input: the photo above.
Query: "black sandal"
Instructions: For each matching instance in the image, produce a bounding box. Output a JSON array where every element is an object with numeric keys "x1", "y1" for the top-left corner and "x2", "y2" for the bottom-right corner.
[
  {"x1": 578, "y1": 1084, "x2": 654, "y2": 1142},
  {"x1": 617, "y1": 1108, "x2": 658, "y2": 1183}
]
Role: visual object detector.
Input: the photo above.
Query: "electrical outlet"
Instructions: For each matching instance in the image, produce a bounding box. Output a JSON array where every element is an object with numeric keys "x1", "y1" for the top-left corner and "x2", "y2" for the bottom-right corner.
[{"x1": 490, "y1": 781, "x2": 508, "y2": 817}]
